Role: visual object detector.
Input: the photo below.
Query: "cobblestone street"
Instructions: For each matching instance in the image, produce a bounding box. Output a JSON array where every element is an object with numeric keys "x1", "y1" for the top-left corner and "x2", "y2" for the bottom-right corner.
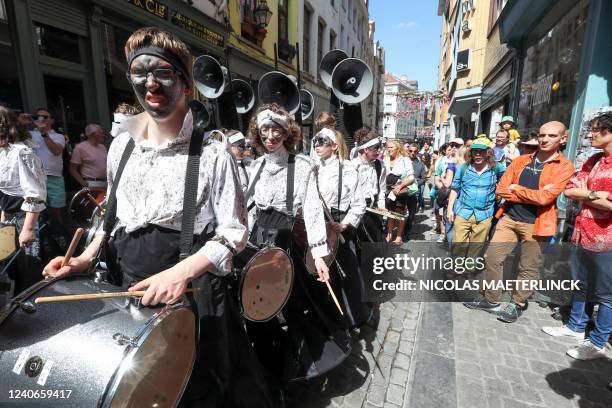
[{"x1": 292, "y1": 209, "x2": 612, "y2": 408}]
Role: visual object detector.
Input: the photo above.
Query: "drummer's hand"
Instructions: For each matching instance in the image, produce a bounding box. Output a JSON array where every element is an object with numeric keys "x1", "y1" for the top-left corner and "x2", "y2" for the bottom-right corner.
[
  {"x1": 330, "y1": 222, "x2": 348, "y2": 233},
  {"x1": 19, "y1": 226, "x2": 36, "y2": 248},
  {"x1": 42, "y1": 256, "x2": 91, "y2": 279},
  {"x1": 129, "y1": 266, "x2": 189, "y2": 306},
  {"x1": 314, "y1": 257, "x2": 330, "y2": 283}
]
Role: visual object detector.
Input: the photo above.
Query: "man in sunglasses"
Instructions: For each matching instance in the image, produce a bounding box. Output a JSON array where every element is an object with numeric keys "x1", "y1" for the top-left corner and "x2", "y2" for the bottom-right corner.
[{"x1": 30, "y1": 108, "x2": 66, "y2": 224}]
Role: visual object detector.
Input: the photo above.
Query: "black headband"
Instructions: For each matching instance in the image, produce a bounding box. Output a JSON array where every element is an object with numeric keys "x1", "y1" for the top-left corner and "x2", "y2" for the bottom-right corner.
[{"x1": 127, "y1": 45, "x2": 191, "y2": 87}]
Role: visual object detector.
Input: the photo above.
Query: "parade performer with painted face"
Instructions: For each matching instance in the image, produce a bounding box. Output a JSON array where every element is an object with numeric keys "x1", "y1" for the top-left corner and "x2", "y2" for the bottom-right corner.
[
  {"x1": 42, "y1": 27, "x2": 274, "y2": 407},
  {"x1": 311, "y1": 126, "x2": 371, "y2": 327},
  {"x1": 245, "y1": 103, "x2": 351, "y2": 386}
]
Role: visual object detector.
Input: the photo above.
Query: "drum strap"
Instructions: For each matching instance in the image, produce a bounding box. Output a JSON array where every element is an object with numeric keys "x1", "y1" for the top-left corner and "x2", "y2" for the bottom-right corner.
[
  {"x1": 104, "y1": 139, "x2": 135, "y2": 234},
  {"x1": 337, "y1": 161, "x2": 343, "y2": 211},
  {"x1": 179, "y1": 127, "x2": 206, "y2": 261},
  {"x1": 245, "y1": 159, "x2": 266, "y2": 207},
  {"x1": 286, "y1": 154, "x2": 295, "y2": 220}
]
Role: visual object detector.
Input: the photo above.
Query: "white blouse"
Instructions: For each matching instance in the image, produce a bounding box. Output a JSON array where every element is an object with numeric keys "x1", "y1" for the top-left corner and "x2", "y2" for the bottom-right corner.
[
  {"x1": 248, "y1": 147, "x2": 329, "y2": 258},
  {"x1": 0, "y1": 143, "x2": 47, "y2": 213},
  {"x1": 314, "y1": 155, "x2": 366, "y2": 227},
  {"x1": 350, "y1": 155, "x2": 387, "y2": 209},
  {"x1": 384, "y1": 155, "x2": 414, "y2": 178},
  {"x1": 106, "y1": 111, "x2": 248, "y2": 276}
]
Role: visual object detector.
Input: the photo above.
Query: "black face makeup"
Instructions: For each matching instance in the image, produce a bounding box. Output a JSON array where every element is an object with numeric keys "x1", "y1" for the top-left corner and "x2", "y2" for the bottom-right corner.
[{"x1": 128, "y1": 55, "x2": 185, "y2": 119}]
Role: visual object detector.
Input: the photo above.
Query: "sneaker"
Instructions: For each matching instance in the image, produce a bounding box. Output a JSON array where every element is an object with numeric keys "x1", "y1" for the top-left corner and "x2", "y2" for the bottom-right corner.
[
  {"x1": 436, "y1": 235, "x2": 446, "y2": 243},
  {"x1": 542, "y1": 325, "x2": 585, "y2": 339},
  {"x1": 497, "y1": 302, "x2": 525, "y2": 323},
  {"x1": 464, "y1": 297, "x2": 501, "y2": 313},
  {"x1": 567, "y1": 339, "x2": 607, "y2": 360}
]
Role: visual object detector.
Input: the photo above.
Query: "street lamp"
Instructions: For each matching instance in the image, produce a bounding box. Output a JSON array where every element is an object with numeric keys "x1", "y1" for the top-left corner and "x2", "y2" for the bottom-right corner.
[{"x1": 254, "y1": 0, "x2": 273, "y2": 29}]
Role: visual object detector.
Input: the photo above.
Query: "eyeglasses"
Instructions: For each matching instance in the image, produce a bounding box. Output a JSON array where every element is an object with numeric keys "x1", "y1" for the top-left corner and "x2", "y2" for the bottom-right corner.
[
  {"x1": 127, "y1": 68, "x2": 180, "y2": 85},
  {"x1": 408, "y1": 149, "x2": 418, "y2": 153},
  {"x1": 313, "y1": 136, "x2": 333, "y2": 147},
  {"x1": 449, "y1": 143, "x2": 461, "y2": 148},
  {"x1": 35, "y1": 115, "x2": 49, "y2": 120}
]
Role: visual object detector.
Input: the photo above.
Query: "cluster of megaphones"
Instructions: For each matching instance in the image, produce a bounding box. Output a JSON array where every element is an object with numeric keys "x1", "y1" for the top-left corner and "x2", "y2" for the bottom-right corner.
[{"x1": 190, "y1": 49, "x2": 373, "y2": 130}]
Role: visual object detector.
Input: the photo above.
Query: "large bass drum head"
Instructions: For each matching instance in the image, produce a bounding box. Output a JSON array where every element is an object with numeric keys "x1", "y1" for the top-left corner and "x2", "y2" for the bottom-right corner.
[
  {"x1": 239, "y1": 247, "x2": 293, "y2": 322},
  {"x1": 108, "y1": 307, "x2": 196, "y2": 407},
  {"x1": 0, "y1": 223, "x2": 17, "y2": 261}
]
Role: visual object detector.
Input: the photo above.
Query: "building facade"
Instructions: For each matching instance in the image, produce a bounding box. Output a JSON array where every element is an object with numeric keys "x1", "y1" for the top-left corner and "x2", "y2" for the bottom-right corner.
[{"x1": 382, "y1": 73, "x2": 417, "y2": 140}]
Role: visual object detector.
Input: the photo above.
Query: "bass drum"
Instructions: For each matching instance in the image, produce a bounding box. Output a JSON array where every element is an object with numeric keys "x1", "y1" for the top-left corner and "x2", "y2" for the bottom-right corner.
[
  {"x1": 0, "y1": 276, "x2": 196, "y2": 407},
  {"x1": 233, "y1": 245, "x2": 294, "y2": 322},
  {"x1": 0, "y1": 222, "x2": 18, "y2": 262},
  {"x1": 304, "y1": 223, "x2": 339, "y2": 275}
]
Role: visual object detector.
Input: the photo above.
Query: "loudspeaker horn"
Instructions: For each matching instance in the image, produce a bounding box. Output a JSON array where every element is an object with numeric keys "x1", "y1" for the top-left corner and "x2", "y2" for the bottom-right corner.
[
  {"x1": 258, "y1": 71, "x2": 301, "y2": 115},
  {"x1": 231, "y1": 79, "x2": 255, "y2": 114},
  {"x1": 188, "y1": 100, "x2": 211, "y2": 129},
  {"x1": 300, "y1": 89, "x2": 314, "y2": 121},
  {"x1": 319, "y1": 49, "x2": 349, "y2": 89},
  {"x1": 331, "y1": 58, "x2": 373, "y2": 104},
  {"x1": 193, "y1": 55, "x2": 225, "y2": 99}
]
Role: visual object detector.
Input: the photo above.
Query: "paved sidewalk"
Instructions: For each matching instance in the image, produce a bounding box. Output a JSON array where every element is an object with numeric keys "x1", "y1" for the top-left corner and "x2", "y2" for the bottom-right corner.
[{"x1": 290, "y1": 300, "x2": 422, "y2": 408}]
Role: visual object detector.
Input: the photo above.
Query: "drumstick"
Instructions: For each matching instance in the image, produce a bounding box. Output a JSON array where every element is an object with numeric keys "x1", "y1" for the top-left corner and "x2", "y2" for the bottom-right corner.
[
  {"x1": 35, "y1": 288, "x2": 202, "y2": 304},
  {"x1": 324, "y1": 280, "x2": 344, "y2": 316},
  {"x1": 61, "y1": 228, "x2": 84, "y2": 267},
  {"x1": 86, "y1": 193, "x2": 104, "y2": 212}
]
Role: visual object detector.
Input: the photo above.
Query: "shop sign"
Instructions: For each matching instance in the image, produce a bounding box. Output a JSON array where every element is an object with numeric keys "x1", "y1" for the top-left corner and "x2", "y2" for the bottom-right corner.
[
  {"x1": 171, "y1": 10, "x2": 224, "y2": 48},
  {"x1": 529, "y1": 73, "x2": 553, "y2": 108},
  {"x1": 126, "y1": 0, "x2": 168, "y2": 20}
]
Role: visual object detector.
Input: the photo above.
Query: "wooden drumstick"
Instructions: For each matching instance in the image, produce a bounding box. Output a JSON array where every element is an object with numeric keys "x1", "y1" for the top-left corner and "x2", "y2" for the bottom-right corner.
[
  {"x1": 86, "y1": 193, "x2": 104, "y2": 212},
  {"x1": 35, "y1": 288, "x2": 202, "y2": 304},
  {"x1": 61, "y1": 228, "x2": 84, "y2": 268},
  {"x1": 324, "y1": 280, "x2": 344, "y2": 316}
]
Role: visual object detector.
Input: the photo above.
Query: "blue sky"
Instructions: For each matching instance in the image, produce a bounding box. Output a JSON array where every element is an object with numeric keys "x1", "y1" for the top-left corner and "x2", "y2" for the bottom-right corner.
[{"x1": 369, "y1": 0, "x2": 442, "y2": 91}]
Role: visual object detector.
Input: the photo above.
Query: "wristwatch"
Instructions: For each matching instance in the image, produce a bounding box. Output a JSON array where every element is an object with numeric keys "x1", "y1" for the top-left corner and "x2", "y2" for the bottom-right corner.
[{"x1": 588, "y1": 191, "x2": 600, "y2": 201}]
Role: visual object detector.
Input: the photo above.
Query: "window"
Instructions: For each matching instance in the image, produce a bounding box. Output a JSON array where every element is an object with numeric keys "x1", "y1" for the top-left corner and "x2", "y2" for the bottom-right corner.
[
  {"x1": 102, "y1": 23, "x2": 137, "y2": 113},
  {"x1": 303, "y1": 7, "x2": 312, "y2": 72},
  {"x1": 331, "y1": 0, "x2": 335, "y2": 7},
  {"x1": 0, "y1": 14, "x2": 23, "y2": 109},
  {"x1": 330, "y1": 30, "x2": 337, "y2": 49},
  {"x1": 240, "y1": 0, "x2": 257, "y2": 43},
  {"x1": 488, "y1": 0, "x2": 508, "y2": 31},
  {"x1": 35, "y1": 23, "x2": 81, "y2": 63},
  {"x1": 317, "y1": 20, "x2": 325, "y2": 77}
]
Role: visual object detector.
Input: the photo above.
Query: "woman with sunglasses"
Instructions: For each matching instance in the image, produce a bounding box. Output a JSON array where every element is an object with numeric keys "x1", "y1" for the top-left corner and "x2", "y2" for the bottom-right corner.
[
  {"x1": 383, "y1": 138, "x2": 415, "y2": 245},
  {"x1": 245, "y1": 103, "x2": 351, "y2": 388},
  {"x1": 311, "y1": 126, "x2": 370, "y2": 327},
  {"x1": 0, "y1": 106, "x2": 47, "y2": 294},
  {"x1": 351, "y1": 128, "x2": 387, "y2": 244}
]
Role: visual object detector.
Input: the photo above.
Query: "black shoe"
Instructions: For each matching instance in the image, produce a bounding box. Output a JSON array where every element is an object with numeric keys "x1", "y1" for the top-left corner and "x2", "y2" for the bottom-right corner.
[
  {"x1": 464, "y1": 297, "x2": 501, "y2": 314},
  {"x1": 497, "y1": 302, "x2": 526, "y2": 323}
]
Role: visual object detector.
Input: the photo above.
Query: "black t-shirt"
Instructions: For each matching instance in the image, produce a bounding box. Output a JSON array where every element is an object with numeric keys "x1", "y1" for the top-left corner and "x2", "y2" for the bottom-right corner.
[{"x1": 505, "y1": 158, "x2": 546, "y2": 224}]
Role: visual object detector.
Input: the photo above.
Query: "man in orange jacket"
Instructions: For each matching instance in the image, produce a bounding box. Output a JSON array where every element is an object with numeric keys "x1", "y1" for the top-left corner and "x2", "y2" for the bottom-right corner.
[{"x1": 465, "y1": 121, "x2": 575, "y2": 322}]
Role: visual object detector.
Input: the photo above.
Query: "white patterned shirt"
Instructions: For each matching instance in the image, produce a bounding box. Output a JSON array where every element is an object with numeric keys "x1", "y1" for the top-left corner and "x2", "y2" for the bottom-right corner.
[
  {"x1": 105, "y1": 111, "x2": 248, "y2": 276},
  {"x1": 314, "y1": 155, "x2": 366, "y2": 227},
  {"x1": 0, "y1": 143, "x2": 47, "y2": 212},
  {"x1": 350, "y1": 155, "x2": 387, "y2": 209},
  {"x1": 248, "y1": 147, "x2": 329, "y2": 258}
]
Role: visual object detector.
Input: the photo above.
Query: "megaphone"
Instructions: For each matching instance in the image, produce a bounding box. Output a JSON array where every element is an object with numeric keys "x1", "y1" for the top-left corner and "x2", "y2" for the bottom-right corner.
[
  {"x1": 258, "y1": 71, "x2": 300, "y2": 115},
  {"x1": 188, "y1": 100, "x2": 211, "y2": 130},
  {"x1": 231, "y1": 79, "x2": 255, "y2": 114},
  {"x1": 331, "y1": 58, "x2": 373, "y2": 104},
  {"x1": 319, "y1": 49, "x2": 349, "y2": 89},
  {"x1": 193, "y1": 55, "x2": 226, "y2": 99},
  {"x1": 300, "y1": 89, "x2": 314, "y2": 121}
]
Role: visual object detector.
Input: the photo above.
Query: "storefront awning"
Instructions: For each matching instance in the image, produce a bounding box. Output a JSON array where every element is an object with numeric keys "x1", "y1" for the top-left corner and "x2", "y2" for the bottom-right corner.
[
  {"x1": 499, "y1": 0, "x2": 557, "y2": 47},
  {"x1": 448, "y1": 87, "x2": 482, "y2": 117}
]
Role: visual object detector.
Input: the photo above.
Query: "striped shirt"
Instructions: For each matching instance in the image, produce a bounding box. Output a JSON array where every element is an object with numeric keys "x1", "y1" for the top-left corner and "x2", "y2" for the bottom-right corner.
[{"x1": 451, "y1": 163, "x2": 505, "y2": 221}]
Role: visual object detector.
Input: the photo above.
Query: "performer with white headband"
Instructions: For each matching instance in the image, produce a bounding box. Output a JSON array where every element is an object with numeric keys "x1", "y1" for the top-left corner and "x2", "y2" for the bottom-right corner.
[
  {"x1": 226, "y1": 129, "x2": 252, "y2": 192},
  {"x1": 244, "y1": 103, "x2": 351, "y2": 390},
  {"x1": 311, "y1": 126, "x2": 372, "y2": 328},
  {"x1": 350, "y1": 127, "x2": 387, "y2": 243}
]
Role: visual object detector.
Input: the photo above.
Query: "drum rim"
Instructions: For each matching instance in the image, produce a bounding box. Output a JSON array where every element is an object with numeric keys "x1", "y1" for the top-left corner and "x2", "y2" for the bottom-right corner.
[
  {"x1": 100, "y1": 303, "x2": 197, "y2": 407},
  {"x1": 68, "y1": 188, "x2": 106, "y2": 227},
  {"x1": 238, "y1": 246, "x2": 294, "y2": 323},
  {"x1": 0, "y1": 223, "x2": 18, "y2": 262}
]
